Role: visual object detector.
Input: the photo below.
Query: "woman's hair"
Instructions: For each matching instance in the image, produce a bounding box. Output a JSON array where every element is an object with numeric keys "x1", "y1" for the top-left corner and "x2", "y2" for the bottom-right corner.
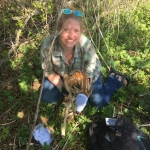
[{"x1": 56, "y1": 9, "x2": 84, "y2": 32}]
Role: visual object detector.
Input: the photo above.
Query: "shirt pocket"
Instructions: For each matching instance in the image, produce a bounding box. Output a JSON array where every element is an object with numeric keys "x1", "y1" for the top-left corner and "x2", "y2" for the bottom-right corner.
[
  {"x1": 72, "y1": 57, "x2": 83, "y2": 70},
  {"x1": 52, "y1": 56, "x2": 62, "y2": 72}
]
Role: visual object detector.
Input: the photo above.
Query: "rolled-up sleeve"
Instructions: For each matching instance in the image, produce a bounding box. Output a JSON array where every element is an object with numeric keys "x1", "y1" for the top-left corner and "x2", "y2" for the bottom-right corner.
[
  {"x1": 79, "y1": 35, "x2": 101, "y2": 83},
  {"x1": 84, "y1": 43, "x2": 101, "y2": 82}
]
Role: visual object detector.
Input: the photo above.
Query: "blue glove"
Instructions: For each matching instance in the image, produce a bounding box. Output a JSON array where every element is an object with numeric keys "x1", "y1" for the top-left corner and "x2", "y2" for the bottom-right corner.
[{"x1": 75, "y1": 93, "x2": 88, "y2": 113}]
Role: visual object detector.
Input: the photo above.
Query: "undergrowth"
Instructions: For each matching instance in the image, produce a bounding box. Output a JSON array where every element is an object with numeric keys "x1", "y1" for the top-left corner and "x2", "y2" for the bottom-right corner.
[{"x1": 0, "y1": 0, "x2": 150, "y2": 149}]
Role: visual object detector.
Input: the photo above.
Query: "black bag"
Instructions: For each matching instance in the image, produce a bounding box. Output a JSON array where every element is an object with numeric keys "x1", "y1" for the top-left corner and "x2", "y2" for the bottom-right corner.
[{"x1": 89, "y1": 114, "x2": 150, "y2": 150}]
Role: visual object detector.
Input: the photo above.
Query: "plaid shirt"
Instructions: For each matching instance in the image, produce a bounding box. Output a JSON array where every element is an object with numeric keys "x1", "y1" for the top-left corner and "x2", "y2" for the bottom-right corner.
[{"x1": 40, "y1": 34, "x2": 101, "y2": 83}]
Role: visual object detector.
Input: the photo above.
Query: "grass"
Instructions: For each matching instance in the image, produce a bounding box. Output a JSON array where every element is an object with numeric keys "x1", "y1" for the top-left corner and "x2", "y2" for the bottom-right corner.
[{"x1": 0, "y1": 0, "x2": 150, "y2": 149}]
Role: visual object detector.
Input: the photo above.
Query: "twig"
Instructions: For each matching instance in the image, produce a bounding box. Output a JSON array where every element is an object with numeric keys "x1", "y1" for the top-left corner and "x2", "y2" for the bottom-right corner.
[
  {"x1": 62, "y1": 122, "x2": 79, "y2": 150},
  {"x1": 61, "y1": 102, "x2": 70, "y2": 137},
  {"x1": 0, "y1": 120, "x2": 16, "y2": 126},
  {"x1": 26, "y1": 29, "x2": 63, "y2": 150},
  {"x1": 0, "y1": 103, "x2": 17, "y2": 118},
  {"x1": 13, "y1": 135, "x2": 16, "y2": 150},
  {"x1": 140, "y1": 124, "x2": 150, "y2": 127},
  {"x1": 113, "y1": 107, "x2": 116, "y2": 118},
  {"x1": 52, "y1": 140, "x2": 62, "y2": 150},
  {"x1": 26, "y1": 70, "x2": 45, "y2": 150},
  {"x1": 139, "y1": 93, "x2": 150, "y2": 97}
]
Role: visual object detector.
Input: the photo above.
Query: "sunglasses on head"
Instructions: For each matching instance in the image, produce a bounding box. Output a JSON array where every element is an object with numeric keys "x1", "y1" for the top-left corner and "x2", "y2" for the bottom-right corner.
[{"x1": 61, "y1": 9, "x2": 83, "y2": 17}]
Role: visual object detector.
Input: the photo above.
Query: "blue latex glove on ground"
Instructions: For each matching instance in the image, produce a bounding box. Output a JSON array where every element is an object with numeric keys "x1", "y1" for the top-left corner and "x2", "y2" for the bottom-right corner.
[{"x1": 33, "y1": 123, "x2": 53, "y2": 146}]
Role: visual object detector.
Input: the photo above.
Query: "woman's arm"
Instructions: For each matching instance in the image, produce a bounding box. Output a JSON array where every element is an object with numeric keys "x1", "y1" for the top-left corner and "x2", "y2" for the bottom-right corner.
[
  {"x1": 79, "y1": 35, "x2": 101, "y2": 83},
  {"x1": 40, "y1": 36, "x2": 62, "y2": 88}
]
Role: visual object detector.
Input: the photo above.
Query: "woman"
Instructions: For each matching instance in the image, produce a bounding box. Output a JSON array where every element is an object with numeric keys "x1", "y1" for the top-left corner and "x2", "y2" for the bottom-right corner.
[{"x1": 40, "y1": 8, "x2": 129, "y2": 113}]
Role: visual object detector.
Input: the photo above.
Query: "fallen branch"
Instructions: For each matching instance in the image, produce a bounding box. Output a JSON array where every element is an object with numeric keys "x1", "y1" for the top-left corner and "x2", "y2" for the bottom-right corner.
[
  {"x1": 26, "y1": 70, "x2": 45, "y2": 150},
  {"x1": 140, "y1": 124, "x2": 150, "y2": 127},
  {"x1": 26, "y1": 30, "x2": 63, "y2": 149}
]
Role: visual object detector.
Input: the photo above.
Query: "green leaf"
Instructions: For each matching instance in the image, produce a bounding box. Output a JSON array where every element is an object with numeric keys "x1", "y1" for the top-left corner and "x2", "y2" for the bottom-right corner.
[
  {"x1": 114, "y1": 60, "x2": 120, "y2": 68},
  {"x1": 129, "y1": 57, "x2": 136, "y2": 66},
  {"x1": 8, "y1": 96, "x2": 15, "y2": 102},
  {"x1": 19, "y1": 81, "x2": 29, "y2": 92},
  {"x1": 138, "y1": 58, "x2": 150, "y2": 68},
  {"x1": 18, "y1": 76, "x2": 30, "y2": 93},
  {"x1": 3, "y1": 90, "x2": 11, "y2": 96},
  {"x1": 1, "y1": 126, "x2": 10, "y2": 140}
]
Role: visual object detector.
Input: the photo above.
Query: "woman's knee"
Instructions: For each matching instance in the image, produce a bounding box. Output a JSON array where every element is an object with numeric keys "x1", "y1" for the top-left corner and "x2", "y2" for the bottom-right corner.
[
  {"x1": 88, "y1": 95, "x2": 108, "y2": 109},
  {"x1": 41, "y1": 79, "x2": 62, "y2": 103}
]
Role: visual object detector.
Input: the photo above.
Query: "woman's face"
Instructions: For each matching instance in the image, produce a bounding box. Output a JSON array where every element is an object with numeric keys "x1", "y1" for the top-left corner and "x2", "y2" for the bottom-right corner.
[{"x1": 59, "y1": 18, "x2": 81, "y2": 50}]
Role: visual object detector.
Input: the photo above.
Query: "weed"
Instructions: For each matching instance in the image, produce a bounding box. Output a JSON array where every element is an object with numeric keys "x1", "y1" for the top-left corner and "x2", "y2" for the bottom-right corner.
[{"x1": 0, "y1": 0, "x2": 150, "y2": 149}]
